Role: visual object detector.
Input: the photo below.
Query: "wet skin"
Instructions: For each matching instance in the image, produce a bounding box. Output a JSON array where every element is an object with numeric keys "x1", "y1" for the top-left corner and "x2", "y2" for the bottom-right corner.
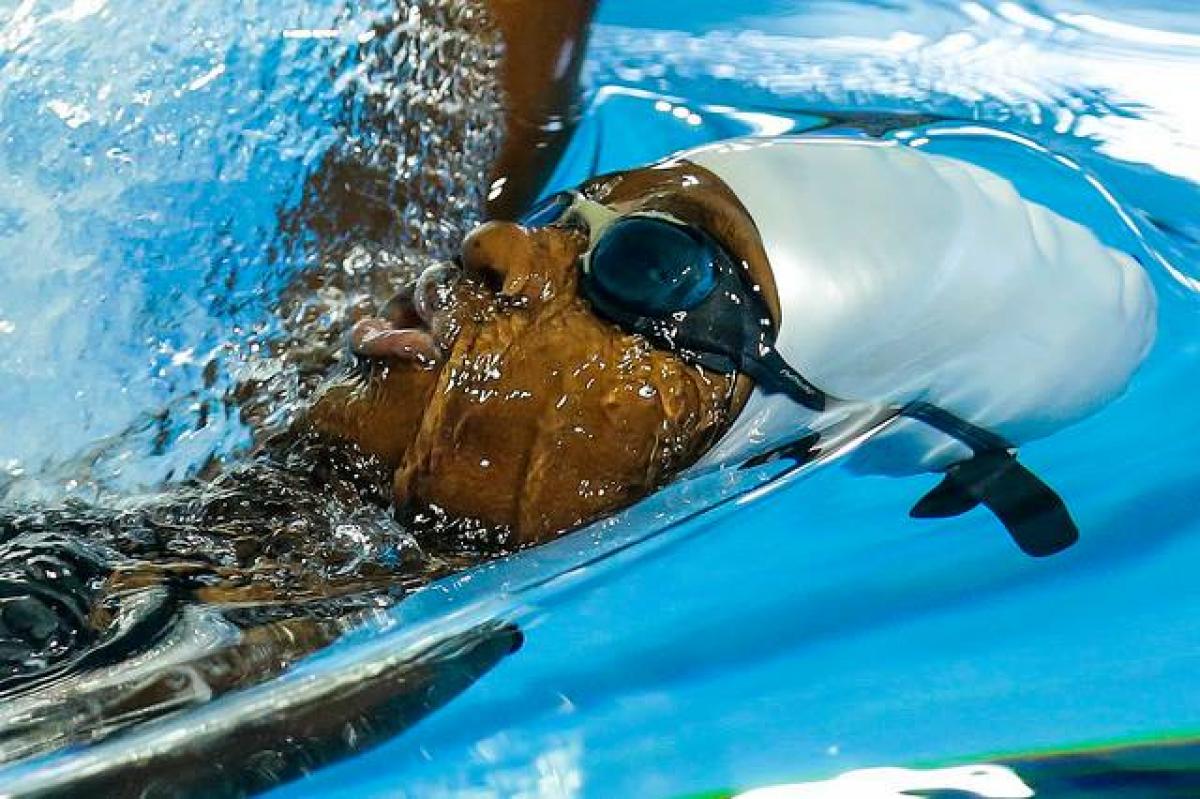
[
  {"x1": 1, "y1": 0, "x2": 609, "y2": 684},
  {"x1": 0, "y1": 165, "x2": 775, "y2": 763},
  {"x1": 307, "y1": 160, "x2": 781, "y2": 546},
  {"x1": 485, "y1": 0, "x2": 599, "y2": 219},
  {"x1": 2, "y1": 0, "x2": 786, "y2": 765}
]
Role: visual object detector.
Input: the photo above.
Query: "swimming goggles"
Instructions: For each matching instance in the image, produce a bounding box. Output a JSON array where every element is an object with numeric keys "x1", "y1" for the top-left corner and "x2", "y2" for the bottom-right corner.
[
  {"x1": 523, "y1": 190, "x2": 829, "y2": 410},
  {"x1": 519, "y1": 190, "x2": 1080, "y2": 557}
]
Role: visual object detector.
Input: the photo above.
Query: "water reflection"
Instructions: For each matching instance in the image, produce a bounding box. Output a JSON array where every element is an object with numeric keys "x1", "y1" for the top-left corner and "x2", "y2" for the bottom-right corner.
[
  {"x1": 589, "y1": 0, "x2": 1200, "y2": 185},
  {"x1": 2, "y1": 620, "x2": 522, "y2": 797}
]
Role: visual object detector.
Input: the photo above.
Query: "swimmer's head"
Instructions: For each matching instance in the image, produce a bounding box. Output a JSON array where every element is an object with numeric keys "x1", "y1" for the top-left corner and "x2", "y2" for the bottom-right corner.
[
  {"x1": 310, "y1": 137, "x2": 1154, "y2": 558},
  {"x1": 307, "y1": 158, "x2": 778, "y2": 545}
]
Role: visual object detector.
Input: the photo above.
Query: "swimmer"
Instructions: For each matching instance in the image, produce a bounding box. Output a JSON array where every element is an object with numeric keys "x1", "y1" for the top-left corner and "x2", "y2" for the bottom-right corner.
[
  {"x1": 0, "y1": 0, "x2": 597, "y2": 710},
  {"x1": 310, "y1": 136, "x2": 1156, "y2": 558},
  {"x1": 0, "y1": 0, "x2": 1157, "y2": 766}
]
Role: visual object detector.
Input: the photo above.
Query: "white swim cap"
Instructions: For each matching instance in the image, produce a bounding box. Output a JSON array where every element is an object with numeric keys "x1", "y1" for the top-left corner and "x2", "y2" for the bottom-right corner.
[{"x1": 683, "y1": 136, "x2": 1157, "y2": 475}]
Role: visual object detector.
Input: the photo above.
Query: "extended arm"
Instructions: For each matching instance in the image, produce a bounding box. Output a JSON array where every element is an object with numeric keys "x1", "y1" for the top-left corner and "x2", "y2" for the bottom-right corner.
[{"x1": 484, "y1": 0, "x2": 598, "y2": 219}]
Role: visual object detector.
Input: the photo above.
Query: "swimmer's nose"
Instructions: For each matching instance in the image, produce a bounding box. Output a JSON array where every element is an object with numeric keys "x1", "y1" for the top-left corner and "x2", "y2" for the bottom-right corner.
[{"x1": 460, "y1": 221, "x2": 534, "y2": 291}]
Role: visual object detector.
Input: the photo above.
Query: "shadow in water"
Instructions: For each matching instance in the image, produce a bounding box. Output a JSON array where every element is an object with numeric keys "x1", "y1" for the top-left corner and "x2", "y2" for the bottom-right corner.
[
  {"x1": 1001, "y1": 737, "x2": 1200, "y2": 798},
  {"x1": 11, "y1": 620, "x2": 522, "y2": 798}
]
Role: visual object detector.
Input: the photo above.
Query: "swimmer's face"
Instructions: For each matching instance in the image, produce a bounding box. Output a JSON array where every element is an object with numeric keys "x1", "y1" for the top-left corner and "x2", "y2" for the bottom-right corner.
[{"x1": 307, "y1": 160, "x2": 778, "y2": 545}]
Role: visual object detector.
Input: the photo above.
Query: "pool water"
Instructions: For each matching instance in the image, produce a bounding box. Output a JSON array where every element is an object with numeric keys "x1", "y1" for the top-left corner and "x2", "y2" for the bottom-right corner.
[{"x1": 1, "y1": 0, "x2": 1199, "y2": 796}]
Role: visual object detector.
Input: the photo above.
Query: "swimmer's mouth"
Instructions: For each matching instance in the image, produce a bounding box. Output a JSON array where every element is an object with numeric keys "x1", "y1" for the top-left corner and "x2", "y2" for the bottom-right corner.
[{"x1": 348, "y1": 262, "x2": 462, "y2": 374}]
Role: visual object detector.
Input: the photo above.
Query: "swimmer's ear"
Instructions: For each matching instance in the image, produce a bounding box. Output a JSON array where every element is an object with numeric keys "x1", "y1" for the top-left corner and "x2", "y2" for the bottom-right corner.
[{"x1": 911, "y1": 451, "x2": 1080, "y2": 557}]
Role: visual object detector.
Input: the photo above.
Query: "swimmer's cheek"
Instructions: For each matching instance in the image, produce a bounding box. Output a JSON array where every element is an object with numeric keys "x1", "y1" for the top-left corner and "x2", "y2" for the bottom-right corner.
[
  {"x1": 304, "y1": 366, "x2": 440, "y2": 466},
  {"x1": 395, "y1": 371, "x2": 730, "y2": 547},
  {"x1": 513, "y1": 381, "x2": 725, "y2": 543},
  {"x1": 512, "y1": 427, "x2": 649, "y2": 542},
  {"x1": 392, "y1": 404, "x2": 531, "y2": 533}
]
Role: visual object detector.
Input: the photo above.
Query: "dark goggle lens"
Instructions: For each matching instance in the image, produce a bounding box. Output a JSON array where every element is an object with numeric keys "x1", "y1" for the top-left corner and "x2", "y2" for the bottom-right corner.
[
  {"x1": 587, "y1": 217, "x2": 718, "y2": 315},
  {"x1": 519, "y1": 191, "x2": 573, "y2": 229}
]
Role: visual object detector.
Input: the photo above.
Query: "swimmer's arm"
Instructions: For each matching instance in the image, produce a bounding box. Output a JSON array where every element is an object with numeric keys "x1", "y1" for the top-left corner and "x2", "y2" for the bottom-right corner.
[{"x1": 483, "y1": 0, "x2": 598, "y2": 219}]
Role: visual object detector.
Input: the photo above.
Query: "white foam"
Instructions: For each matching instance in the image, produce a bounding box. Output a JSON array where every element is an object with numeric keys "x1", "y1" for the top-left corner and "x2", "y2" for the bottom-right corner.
[{"x1": 734, "y1": 764, "x2": 1034, "y2": 799}]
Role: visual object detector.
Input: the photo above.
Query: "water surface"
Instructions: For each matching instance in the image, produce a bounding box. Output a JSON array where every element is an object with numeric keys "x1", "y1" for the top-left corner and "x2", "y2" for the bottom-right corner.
[{"x1": 1, "y1": 0, "x2": 1198, "y2": 796}]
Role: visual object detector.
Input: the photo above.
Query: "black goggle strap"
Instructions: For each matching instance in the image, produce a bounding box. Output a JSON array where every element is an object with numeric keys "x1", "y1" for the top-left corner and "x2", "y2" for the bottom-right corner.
[
  {"x1": 900, "y1": 401, "x2": 1012, "y2": 454},
  {"x1": 738, "y1": 348, "x2": 828, "y2": 412},
  {"x1": 665, "y1": 235, "x2": 831, "y2": 413},
  {"x1": 738, "y1": 337, "x2": 1079, "y2": 557},
  {"x1": 889, "y1": 403, "x2": 1077, "y2": 556}
]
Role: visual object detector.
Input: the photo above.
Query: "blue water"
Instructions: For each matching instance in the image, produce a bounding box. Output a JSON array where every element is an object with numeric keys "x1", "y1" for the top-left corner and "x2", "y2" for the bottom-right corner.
[{"x1": 2, "y1": 0, "x2": 1199, "y2": 796}]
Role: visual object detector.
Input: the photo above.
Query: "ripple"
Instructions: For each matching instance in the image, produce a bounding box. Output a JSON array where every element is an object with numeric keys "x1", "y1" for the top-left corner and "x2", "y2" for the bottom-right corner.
[{"x1": 587, "y1": 1, "x2": 1200, "y2": 184}]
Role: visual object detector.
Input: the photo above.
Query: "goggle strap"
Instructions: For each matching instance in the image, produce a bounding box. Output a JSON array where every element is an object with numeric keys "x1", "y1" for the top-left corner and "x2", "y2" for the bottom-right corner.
[
  {"x1": 740, "y1": 349, "x2": 828, "y2": 412},
  {"x1": 900, "y1": 401, "x2": 1014, "y2": 454},
  {"x1": 743, "y1": 352, "x2": 1015, "y2": 455},
  {"x1": 911, "y1": 449, "x2": 1079, "y2": 557}
]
